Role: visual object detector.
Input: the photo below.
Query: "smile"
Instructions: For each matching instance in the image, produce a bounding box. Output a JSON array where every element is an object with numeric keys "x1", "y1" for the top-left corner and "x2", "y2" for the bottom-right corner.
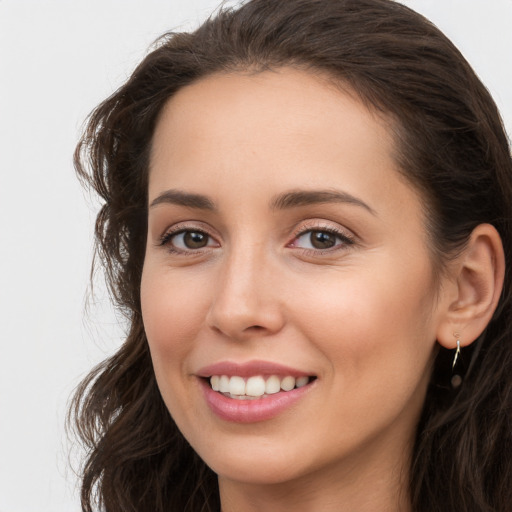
[
  {"x1": 197, "y1": 361, "x2": 317, "y2": 423},
  {"x1": 209, "y1": 374, "x2": 312, "y2": 400}
]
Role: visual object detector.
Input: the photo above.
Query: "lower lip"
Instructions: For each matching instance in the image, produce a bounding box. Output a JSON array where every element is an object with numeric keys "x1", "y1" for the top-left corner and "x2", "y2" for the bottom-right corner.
[{"x1": 200, "y1": 379, "x2": 314, "y2": 423}]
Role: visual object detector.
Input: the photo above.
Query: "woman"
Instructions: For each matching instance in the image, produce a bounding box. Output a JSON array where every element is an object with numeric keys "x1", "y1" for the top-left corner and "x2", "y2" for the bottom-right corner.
[{"x1": 71, "y1": 0, "x2": 512, "y2": 510}]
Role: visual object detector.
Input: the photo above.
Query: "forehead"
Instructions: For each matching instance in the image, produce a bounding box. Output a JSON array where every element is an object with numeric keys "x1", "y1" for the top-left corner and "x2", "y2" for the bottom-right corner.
[
  {"x1": 151, "y1": 68, "x2": 391, "y2": 159},
  {"x1": 148, "y1": 68, "x2": 419, "y2": 221}
]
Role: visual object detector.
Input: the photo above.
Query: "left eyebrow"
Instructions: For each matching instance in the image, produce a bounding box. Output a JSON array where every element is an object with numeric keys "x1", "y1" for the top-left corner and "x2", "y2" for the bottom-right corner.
[{"x1": 270, "y1": 189, "x2": 376, "y2": 215}]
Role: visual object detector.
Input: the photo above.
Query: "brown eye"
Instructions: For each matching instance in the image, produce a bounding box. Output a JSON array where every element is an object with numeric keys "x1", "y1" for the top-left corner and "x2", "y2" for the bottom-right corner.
[
  {"x1": 291, "y1": 228, "x2": 354, "y2": 252},
  {"x1": 162, "y1": 229, "x2": 217, "y2": 251},
  {"x1": 310, "y1": 231, "x2": 337, "y2": 249},
  {"x1": 182, "y1": 231, "x2": 209, "y2": 249}
]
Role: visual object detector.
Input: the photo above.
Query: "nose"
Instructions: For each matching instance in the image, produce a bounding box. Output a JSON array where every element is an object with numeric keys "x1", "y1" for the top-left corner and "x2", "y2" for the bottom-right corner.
[{"x1": 205, "y1": 245, "x2": 285, "y2": 341}]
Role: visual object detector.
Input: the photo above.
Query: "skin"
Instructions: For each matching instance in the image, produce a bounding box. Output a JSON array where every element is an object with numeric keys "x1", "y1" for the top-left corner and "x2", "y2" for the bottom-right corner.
[{"x1": 140, "y1": 68, "x2": 463, "y2": 511}]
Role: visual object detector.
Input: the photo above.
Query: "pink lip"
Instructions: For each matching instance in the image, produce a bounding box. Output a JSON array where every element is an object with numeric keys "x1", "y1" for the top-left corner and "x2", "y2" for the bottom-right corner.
[
  {"x1": 196, "y1": 360, "x2": 312, "y2": 378},
  {"x1": 199, "y1": 379, "x2": 314, "y2": 423},
  {"x1": 195, "y1": 360, "x2": 316, "y2": 423}
]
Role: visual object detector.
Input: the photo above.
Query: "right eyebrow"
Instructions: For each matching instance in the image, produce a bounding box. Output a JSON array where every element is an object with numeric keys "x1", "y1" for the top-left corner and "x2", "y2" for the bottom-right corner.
[{"x1": 149, "y1": 189, "x2": 216, "y2": 210}]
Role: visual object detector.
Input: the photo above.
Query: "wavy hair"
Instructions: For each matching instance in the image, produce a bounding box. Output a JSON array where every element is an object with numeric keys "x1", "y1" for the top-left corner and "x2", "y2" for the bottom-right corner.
[{"x1": 70, "y1": 0, "x2": 512, "y2": 510}]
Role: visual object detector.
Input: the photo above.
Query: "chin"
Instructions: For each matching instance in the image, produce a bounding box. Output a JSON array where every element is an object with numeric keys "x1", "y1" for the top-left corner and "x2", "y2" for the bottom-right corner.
[
  {"x1": 211, "y1": 455, "x2": 306, "y2": 486},
  {"x1": 189, "y1": 428, "x2": 331, "y2": 487}
]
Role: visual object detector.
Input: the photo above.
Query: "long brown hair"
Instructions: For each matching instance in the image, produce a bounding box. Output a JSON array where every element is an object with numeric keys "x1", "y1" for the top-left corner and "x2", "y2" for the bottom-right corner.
[{"x1": 70, "y1": 1, "x2": 512, "y2": 510}]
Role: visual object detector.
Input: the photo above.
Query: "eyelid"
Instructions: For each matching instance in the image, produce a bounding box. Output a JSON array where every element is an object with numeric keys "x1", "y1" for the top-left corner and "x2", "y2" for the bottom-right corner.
[
  {"x1": 291, "y1": 219, "x2": 356, "y2": 238},
  {"x1": 158, "y1": 220, "x2": 217, "y2": 240},
  {"x1": 158, "y1": 222, "x2": 220, "y2": 252},
  {"x1": 287, "y1": 220, "x2": 356, "y2": 251}
]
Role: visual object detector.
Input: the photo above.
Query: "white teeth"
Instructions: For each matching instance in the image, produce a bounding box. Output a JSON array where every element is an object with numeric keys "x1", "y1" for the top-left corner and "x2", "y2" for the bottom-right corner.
[
  {"x1": 246, "y1": 376, "x2": 266, "y2": 396},
  {"x1": 209, "y1": 374, "x2": 312, "y2": 398},
  {"x1": 280, "y1": 376, "x2": 296, "y2": 391},
  {"x1": 210, "y1": 375, "x2": 220, "y2": 391},
  {"x1": 265, "y1": 375, "x2": 281, "y2": 394},
  {"x1": 219, "y1": 375, "x2": 230, "y2": 393},
  {"x1": 229, "y1": 376, "x2": 246, "y2": 395}
]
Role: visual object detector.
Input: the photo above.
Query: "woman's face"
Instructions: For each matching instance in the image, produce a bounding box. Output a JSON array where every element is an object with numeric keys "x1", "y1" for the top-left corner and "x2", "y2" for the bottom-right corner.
[{"x1": 141, "y1": 69, "x2": 448, "y2": 487}]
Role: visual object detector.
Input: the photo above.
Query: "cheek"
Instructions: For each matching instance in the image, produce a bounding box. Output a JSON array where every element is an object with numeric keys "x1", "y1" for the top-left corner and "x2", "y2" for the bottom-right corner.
[
  {"x1": 140, "y1": 268, "x2": 211, "y2": 372},
  {"x1": 140, "y1": 267, "x2": 218, "y2": 429},
  {"x1": 295, "y1": 263, "x2": 434, "y2": 338},
  {"x1": 291, "y1": 259, "x2": 438, "y2": 396},
  {"x1": 292, "y1": 276, "x2": 436, "y2": 452}
]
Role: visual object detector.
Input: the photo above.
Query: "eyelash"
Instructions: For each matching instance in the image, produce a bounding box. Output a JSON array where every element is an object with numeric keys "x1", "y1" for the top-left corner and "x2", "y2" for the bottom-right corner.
[
  {"x1": 159, "y1": 227, "x2": 217, "y2": 255},
  {"x1": 158, "y1": 224, "x2": 355, "y2": 255},
  {"x1": 289, "y1": 225, "x2": 355, "y2": 254}
]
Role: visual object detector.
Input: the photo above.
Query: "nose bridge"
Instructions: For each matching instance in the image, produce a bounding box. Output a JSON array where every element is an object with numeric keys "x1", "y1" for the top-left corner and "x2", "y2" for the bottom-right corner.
[{"x1": 206, "y1": 238, "x2": 283, "y2": 338}]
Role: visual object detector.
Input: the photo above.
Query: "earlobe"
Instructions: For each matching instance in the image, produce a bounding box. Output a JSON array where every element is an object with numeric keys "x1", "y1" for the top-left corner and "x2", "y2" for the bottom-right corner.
[{"x1": 436, "y1": 223, "x2": 505, "y2": 350}]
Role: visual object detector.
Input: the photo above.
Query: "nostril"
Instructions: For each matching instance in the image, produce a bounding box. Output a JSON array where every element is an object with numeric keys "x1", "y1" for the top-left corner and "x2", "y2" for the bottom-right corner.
[{"x1": 247, "y1": 325, "x2": 264, "y2": 331}]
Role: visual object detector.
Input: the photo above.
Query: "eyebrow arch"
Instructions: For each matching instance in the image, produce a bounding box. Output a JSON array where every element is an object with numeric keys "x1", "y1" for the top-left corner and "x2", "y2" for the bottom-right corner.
[
  {"x1": 149, "y1": 189, "x2": 216, "y2": 210},
  {"x1": 270, "y1": 189, "x2": 376, "y2": 215}
]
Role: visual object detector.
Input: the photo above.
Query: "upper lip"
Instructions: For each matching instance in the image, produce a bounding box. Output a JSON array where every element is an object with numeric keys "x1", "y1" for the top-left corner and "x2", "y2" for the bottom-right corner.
[{"x1": 196, "y1": 360, "x2": 314, "y2": 378}]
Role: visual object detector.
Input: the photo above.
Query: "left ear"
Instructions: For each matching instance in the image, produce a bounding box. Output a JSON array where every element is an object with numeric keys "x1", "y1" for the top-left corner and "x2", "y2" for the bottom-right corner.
[{"x1": 436, "y1": 223, "x2": 505, "y2": 350}]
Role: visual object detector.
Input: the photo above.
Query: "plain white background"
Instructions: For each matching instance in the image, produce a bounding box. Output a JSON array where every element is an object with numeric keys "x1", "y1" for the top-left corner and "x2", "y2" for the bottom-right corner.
[{"x1": 0, "y1": 1, "x2": 510, "y2": 510}]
